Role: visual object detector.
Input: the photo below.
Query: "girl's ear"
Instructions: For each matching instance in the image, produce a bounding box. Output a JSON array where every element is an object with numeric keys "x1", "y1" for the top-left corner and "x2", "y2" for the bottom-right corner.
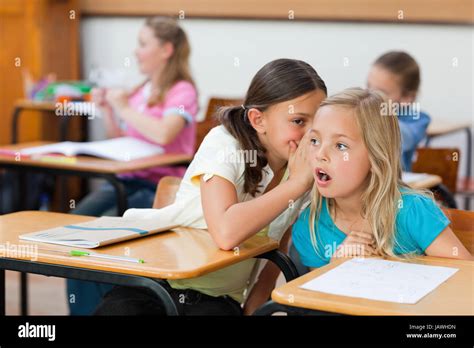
[
  {"x1": 247, "y1": 108, "x2": 266, "y2": 134},
  {"x1": 161, "y1": 41, "x2": 174, "y2": 60},
  {"x1": 400, "y1": 91, "x2": 416, "y2": 104}
]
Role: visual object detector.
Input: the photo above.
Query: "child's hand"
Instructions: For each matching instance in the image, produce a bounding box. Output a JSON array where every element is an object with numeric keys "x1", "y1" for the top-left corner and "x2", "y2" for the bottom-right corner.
[
  {"x1": 105, "y1": 88, "x2": 129, "y2": 109},
  {"x1": 287, "y1": 130, "x2": 314, "y2": 191},
  {"x1": 331, "y1": 230, "x2": 378, "y2": 259},
  {"x1": 91, "y1": 87, "x2": 108, "y2": 107}
]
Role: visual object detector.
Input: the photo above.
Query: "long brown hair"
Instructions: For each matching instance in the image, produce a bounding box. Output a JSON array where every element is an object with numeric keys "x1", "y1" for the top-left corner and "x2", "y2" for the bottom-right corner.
[
  {"x1": 218, "y1": 58, "x2": 327, "y2": 196},
  {"x1": 374, "y1": 51, "x2": 420, "y2": 98},
  {"x1": 137, "y1": 17, "x2": 194, "y2": 106}
]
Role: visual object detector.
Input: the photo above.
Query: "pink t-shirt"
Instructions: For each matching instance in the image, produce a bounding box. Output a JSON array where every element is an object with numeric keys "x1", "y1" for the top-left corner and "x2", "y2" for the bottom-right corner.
[{"x1": 119, "y1": 80, "x2": 198, "y2": 184}]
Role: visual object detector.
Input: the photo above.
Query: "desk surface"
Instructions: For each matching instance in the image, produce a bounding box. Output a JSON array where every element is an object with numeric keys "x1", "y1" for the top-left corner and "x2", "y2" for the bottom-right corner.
[
  {"x1": 0, "y1": 211, "x2": 278, "y2": 279},
  {"x1": 14, "y1": 99, "x2": 57, "y2": 111},
  {"x1": 272, "y1": 256, "x2": 473, "y2": 315},
  {"x1": 0, "y1": 141, "x2": 192, "y2": 174},
  {"x1": 427, "y1": 121, "x2": 471, "y2": 137},
  {"x1": 405, "y1": 173, "x2": 442, "y2": 190}
]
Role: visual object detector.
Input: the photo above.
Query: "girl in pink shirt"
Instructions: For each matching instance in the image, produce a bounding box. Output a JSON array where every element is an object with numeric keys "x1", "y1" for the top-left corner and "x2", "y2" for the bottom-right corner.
[{"x1": 68, "y1": 17, "x2": 198, "y2": 315}]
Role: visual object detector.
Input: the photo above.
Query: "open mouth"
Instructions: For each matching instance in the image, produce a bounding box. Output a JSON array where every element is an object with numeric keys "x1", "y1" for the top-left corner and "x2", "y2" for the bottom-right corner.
[{"x1": 316, "y1": 168, "x2": 332, "y2": 182}]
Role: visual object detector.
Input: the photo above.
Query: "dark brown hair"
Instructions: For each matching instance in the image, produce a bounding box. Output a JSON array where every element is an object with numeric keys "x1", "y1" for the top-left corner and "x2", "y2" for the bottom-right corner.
[
  {"x1": 218, "y1": 58, "x2": 327, "y2": 196},
  {"x1": 374, "y1": 51, "x2": 420, "y2": 97}
]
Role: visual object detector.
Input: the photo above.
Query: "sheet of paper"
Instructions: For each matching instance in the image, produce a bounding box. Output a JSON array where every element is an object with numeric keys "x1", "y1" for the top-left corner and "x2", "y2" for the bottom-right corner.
[
  {"x1": 300, "y1": 258, "x2": 458, "y2": 304},
  {"x1": 402, "y1": 171, "x2": 431, "y2": 184}
]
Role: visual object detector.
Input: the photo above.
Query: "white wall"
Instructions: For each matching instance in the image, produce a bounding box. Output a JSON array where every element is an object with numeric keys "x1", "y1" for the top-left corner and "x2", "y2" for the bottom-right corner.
[{"x1": 81, "y1": 17, "x2": 473, "y2": 180}]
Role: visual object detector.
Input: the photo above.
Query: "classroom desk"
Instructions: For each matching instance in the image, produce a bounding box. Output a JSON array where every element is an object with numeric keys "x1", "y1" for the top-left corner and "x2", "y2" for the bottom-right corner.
[
  {"x1": 404, "y1": 173, "x2": 442, "y2": 190},
  {"x1": 11, "y1": 99, "x2": 75, "y2": 143},
  {"x1": 0, "y1": 141, "x2": 193, "y2": 215},
  {"x1": 404, "y1": 172, "x2": 456, "y2": 208},
  {"x1": 426, "y1": 121, "x2": 472, "y2": 208},
  {"x1": 254, "y1": 256, "x2": 473, "y2": 316},
  {"x1": 0, "y1": 211, "x2": 298, "y2": 316}
]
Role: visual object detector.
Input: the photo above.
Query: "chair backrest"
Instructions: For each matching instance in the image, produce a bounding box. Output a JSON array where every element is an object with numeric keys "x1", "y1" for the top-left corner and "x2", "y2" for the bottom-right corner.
[
  {"x1": 442, "y1": 208, "x2": 474, "y2": 254},
  {"x1": 195, "y1": 97, "x2": 243, "y2": 152},
  {"x1": 412, "y1": 148, "x2": 460, "y2": 193},
  {"x1": 153, "y1": 176, "x2": 182, "y2": 209}
]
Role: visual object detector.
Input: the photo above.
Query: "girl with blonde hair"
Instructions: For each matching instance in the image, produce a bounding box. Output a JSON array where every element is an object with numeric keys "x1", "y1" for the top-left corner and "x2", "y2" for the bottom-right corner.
[{"x1": 292, "y1": 88, "x2": 472, "y2": 268}]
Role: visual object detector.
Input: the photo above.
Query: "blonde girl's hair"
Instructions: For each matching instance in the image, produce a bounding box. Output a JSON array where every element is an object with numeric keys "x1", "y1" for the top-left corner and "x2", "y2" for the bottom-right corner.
[
  {"x1": 308, "y1": 87, "x2": 430, "y2": 259},
  {"x1": 133, "y1": 16, "x2": 195, "y2": 106}
]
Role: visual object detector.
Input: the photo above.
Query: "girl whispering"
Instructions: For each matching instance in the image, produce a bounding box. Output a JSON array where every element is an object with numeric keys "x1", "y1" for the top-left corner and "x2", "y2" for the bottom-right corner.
[{"x1": 95, "y1": 58, "x2": 327, "y2": 315}]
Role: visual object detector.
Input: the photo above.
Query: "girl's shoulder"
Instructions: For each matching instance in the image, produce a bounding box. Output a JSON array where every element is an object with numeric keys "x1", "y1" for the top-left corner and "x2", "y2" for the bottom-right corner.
[
  {"x1": 198, "y1": 125, "x2": 239, "y2": 150},
  {"x1": 167, "y1": 80, "x2": 197, "y2": 96}
]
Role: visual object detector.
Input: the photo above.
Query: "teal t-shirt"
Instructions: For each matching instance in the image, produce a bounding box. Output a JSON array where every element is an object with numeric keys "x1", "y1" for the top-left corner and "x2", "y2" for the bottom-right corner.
[{"x1": 292, "y1": 192, "x2": 450, "y2": 268}]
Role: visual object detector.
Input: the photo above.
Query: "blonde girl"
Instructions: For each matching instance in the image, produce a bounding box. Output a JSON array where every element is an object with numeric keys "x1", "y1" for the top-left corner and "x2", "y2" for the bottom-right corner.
[{"x1": 292, "y1": 88, "x2": 472, "y2": 268}]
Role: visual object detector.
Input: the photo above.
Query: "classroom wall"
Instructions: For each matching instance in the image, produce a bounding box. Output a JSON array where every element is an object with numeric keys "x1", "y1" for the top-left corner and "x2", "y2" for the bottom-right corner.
[{"x1": 80, "y1": 17, "x2": 473, "y2": 176}]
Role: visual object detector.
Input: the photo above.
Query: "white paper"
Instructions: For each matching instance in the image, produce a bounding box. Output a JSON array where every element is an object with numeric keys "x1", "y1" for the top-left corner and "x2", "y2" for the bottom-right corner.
[
  {"x1": 402, "y1": 171, "x2": 431, "y2": 184},
  {"x1": 20, "y1": 137, "x2": 163, "y2": 161},
  {"x1": 300, "y1": 258, "x2": 458, "y2": 304}
]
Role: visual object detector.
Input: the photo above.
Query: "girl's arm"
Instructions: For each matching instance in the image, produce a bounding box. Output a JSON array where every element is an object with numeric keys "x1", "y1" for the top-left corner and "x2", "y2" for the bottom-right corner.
[
  {"x1": 201, "y1": 131, "x2": 313, "y2": 251},
  {"x1": 105, "y1": 88, "x2": 187, "y2": 145},
  {"x1": 116, "y1": 106, "x2": 186, "y2": 145},
  {"x1": 102, "y1": 106, "x2": 124, "y2": 138},
  {"x1": 90, "y1": 88, "x2": 123, "y2": 138},
  {"x1": 425, "y1": 226, "x2": 473, "y2": 260},
  {"x1": 243, "y1": 227, "x2": 291, "y2": 315}
]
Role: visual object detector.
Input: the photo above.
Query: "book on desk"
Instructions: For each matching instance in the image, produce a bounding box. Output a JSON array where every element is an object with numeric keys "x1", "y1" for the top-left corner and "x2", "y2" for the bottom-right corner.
[{"x1": 20, "y1": 215, "x2": 178, "y2": 248}]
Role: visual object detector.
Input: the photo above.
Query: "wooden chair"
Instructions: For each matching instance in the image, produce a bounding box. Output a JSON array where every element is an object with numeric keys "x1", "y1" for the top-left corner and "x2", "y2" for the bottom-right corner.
[
  {"x1": 411, "y1": 148, "x2": 460, "y2": 208},
  {"x1": 412, "y1": 148, "x2": 460, "y2": 193},
  {"x1": 195, "y1": 97, "x2": 243, "y2": 152},
  {"x1": 442, "y1": 208, "x2": 474, "y2": 255},
  {"x1": 153, "y1": 176, "x2": 182, "y2": 209}
]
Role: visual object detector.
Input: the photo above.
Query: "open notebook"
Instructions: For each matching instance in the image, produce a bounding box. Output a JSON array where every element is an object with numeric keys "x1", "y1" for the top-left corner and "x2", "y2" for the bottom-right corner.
[
  {"x1": 19, "y1": 216, "x2": 178, "y2": 248},
  {"x1": 19, "y1": 137, "x2": 164, "y2": 161}
]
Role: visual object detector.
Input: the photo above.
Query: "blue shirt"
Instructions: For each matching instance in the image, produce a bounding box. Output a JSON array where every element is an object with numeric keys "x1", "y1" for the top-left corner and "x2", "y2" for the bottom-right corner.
[
  {"x1": 292, "y1": 192, "x2": 450, "y2": 268},
  {"x1": 398, "y1": 110, "x2": 430, "y2": 171}
]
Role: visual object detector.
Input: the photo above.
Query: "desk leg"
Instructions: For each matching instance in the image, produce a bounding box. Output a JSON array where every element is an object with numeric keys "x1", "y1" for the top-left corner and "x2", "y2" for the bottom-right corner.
[
  {"x1": 0, "y1": 269, "x2": 5, "y2": 315},
  {"x1": 11, "y1": 106, "x2": 21, "y2": 144},
  {"x1": 257, "y1": 250, "x2": 299, "y2": 281},
  {"x1": 464, "y1": 127, "x2": 472, "y2": 210},
  {"x1": 105, "y1": 176, "x2": 127, "y2": 216},
  {"x1": 17, "y1": 171, "x2": 29, "y2": 315}
]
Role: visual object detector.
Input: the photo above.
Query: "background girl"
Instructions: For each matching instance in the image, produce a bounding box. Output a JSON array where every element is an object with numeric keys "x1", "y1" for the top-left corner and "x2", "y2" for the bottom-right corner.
[
  {"x1": 367, "y1": 51, "x2": 430, "y2": 171},
  {"x1": 67, "y1": 16, "x2": 199, "y2": 315}
]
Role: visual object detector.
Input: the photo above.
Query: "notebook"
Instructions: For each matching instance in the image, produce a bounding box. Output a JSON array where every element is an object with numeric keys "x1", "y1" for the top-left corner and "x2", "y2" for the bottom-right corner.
[
  {"x1": 19, "y1": 216, "x2": 178, "y2": 248},
  {"x1": 19, "y1": 137, "x2": 164, "y2": 161},
  {"x1": 300, "y1": 258, "x2": 458, "y2": 304}
]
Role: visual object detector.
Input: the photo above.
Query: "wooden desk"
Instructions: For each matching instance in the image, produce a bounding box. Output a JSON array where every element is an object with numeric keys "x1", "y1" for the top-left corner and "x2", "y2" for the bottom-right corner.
[
  {"x1": 11, "y1": 99, "x2": 74, "y2": 144},
  {"x1": 404, "y1": 172, "x2": 443, "y2": 190},
  {"x1": 256, "y1": 256, "x2": 473, "y2": 316},
  {"x1": 0, "y1": 141, "x2": 193, "y2": 214},
  {"x1": 426, "y1": 121, "x2": 472, "y2": 208},
  {"x1": 0, "y1": 211, "x2": 297, "y2": 315},
  {"x1": 427, "y1": 121, "x2": 471, "y2": 139},
  {"x1": 403, "y1": 172, "x2": 456, "y2": 208}
]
